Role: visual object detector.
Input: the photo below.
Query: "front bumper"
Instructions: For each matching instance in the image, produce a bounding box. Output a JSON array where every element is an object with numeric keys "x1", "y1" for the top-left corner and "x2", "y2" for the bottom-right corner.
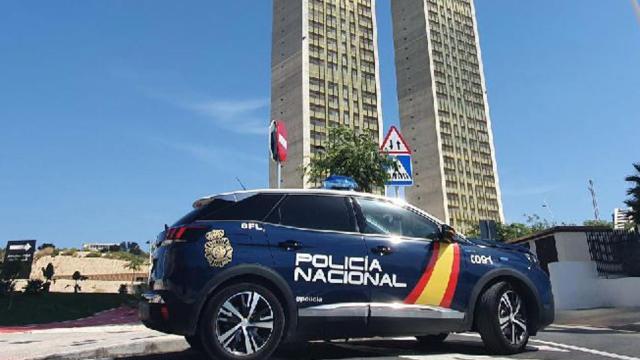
[{"x1": 139, "y1": 291, "x2": 195, "y2": 336}]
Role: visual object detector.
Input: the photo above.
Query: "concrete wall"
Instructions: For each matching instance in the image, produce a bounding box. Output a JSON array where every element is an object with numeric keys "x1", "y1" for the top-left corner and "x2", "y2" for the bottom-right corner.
[
  {"x1": 549, "y1": 261, "x2": 640, "y2": 310},
  {"x1": 554, "y1": 232, "x2": 592, "y2": 262}
]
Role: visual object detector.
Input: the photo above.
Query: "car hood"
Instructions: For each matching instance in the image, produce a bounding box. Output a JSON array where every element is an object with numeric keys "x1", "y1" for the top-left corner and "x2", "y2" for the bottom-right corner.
[{"x1": 468, "y1": 238, "x2": 530, "y2": 254}]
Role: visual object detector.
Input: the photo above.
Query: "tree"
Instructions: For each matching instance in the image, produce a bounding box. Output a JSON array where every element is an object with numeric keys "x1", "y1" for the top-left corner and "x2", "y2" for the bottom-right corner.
[
  {"x1": 624, "y1": 163, "x2": 640, "y2": 229},
  {"x1": 583, "y1": 219, "x2": 613, "y2": 228},
  {"x1": 304, "y1": 125, "x2": 396, "y2": 193},
  {"x1": 71, "y1": 271, "x2": 86, "y2": 293},
  {"x1": 124, "y1": 257, "x2": 144, "y2": 285},
  {"x1": 42, "y1": 263, "x2": 55, "y2": 289},
  {"x1": 465, "y1": 214, "x2": 557, "y2": 242},
  {"x1": 38, "y1": 243, "x2": 55, "y2": 251}
]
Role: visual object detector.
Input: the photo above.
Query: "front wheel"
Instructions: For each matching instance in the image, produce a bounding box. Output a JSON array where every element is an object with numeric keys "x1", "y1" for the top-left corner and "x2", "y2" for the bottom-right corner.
[
  {"x1": 199, "y1": 283, "x2": 285, "y2": 360},
  {"x1": 476, "y1": 281, "x2": 529, "y2": 354}
]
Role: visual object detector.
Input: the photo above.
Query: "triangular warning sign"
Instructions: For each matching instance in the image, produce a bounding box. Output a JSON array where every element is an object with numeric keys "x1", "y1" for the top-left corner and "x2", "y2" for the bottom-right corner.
[{"x1": 380, "y1": 126, "x2": 411, "y2": 154}]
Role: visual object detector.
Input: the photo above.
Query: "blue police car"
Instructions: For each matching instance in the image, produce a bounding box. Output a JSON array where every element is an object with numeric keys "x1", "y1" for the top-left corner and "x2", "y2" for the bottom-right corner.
[{"x1": 140, "y1": 189, "x2": 554, "y2": 360}]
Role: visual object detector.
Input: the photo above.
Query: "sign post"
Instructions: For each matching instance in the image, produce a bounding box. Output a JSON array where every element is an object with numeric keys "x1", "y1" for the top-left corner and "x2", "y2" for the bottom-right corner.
[
  {"x1": 380, "y1": 126, "x2": 413, "y2": 198},
  {"x1": 269, "y1": 120, "x2": 288, "y2": 189},
  {"x1": 3, "y1": 240, "x2": 37, "y2": 279}
]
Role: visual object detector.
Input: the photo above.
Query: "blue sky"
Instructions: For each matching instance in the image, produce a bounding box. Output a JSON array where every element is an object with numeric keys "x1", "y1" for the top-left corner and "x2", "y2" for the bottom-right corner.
[{"x1": 0, "y1": 1, "x2": 638, "y2": 248}]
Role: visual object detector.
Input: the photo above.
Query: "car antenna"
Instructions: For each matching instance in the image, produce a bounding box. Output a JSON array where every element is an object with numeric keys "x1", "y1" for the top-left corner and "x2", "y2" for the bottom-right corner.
[{"x1": 235, "y1": 177, "x2": 247, "y2": 191}]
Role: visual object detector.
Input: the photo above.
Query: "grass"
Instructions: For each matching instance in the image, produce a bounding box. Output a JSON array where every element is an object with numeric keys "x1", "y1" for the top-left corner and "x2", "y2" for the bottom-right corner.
[{"x1": 0, "y1": 293, "x2": 136, "y2": 326}]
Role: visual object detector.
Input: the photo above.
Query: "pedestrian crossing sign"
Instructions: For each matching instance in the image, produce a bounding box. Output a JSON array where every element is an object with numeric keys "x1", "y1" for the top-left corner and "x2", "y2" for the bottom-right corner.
[{"x1": 387, "y1": 154, "x2": 413, "y2": 186}]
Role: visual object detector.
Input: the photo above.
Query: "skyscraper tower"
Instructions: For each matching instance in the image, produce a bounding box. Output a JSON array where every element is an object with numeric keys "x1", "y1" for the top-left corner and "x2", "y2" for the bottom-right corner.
[
  {"x1": 270, "y1": 0, "x2": 383, "y2": 188},
  {"x1": 391, "y1": 0, "x2": 504, "y2": 231}
]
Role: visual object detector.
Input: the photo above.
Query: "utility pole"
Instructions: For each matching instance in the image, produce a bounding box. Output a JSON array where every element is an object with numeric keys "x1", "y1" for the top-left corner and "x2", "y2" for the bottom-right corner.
[{"x1": 588, "y1": 179, "x2": 600, "y2": 221}]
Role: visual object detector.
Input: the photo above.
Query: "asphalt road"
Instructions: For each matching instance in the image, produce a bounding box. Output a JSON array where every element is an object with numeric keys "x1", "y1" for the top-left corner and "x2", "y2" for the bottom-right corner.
[{"x1": 121, "y1": 325, "x2": 640, "y2": 360}]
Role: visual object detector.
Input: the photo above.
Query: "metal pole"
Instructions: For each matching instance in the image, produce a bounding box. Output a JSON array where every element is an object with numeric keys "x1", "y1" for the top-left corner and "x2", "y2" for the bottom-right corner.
[
  {"x1": 277, "y1": 162, "x2": 282, "y2": 189},
  {"x1": 395, "y1": 186, "x2": 400, "y2": 198}
]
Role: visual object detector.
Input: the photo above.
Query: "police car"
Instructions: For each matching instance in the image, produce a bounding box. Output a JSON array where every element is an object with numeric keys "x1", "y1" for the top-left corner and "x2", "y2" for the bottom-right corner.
[{"x1": 140, "y1": 189, "x2": 554, "y2": 360}]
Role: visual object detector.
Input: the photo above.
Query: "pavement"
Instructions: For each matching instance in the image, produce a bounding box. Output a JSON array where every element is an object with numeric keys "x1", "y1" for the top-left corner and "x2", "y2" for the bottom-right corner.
[{"x1": 2, "y1": 308, "x2": 640, "y2": 360}]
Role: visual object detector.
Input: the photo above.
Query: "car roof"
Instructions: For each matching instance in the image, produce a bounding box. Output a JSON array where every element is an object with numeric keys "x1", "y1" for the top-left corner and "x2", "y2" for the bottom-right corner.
[{"x1": 193, "y1": 188, "x2": 444, "y2": 225}]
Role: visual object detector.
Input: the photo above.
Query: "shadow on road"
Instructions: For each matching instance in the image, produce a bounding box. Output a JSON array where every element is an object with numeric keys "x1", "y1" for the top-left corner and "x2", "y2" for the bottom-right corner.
[{"x1": 121, "y1": 337, "x2": 541, "y2": 360}]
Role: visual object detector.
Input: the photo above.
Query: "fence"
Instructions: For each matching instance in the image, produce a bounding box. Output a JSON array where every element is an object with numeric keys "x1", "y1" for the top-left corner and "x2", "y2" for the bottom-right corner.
[{"x1": 586, "y1": 229, "x2": 640, "y2": 277}]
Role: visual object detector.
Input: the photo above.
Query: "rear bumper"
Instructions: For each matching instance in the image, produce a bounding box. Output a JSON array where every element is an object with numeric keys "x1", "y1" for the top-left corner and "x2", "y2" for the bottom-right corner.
[{"x1": 139, "y1": 291, "x2": 195, "y2": 336}]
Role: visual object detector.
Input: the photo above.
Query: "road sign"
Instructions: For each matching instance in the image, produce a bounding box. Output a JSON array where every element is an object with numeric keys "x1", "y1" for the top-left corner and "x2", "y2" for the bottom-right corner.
[
  {"x1": 380, "y1": 126, "x2": 411, "y2": 155},
  {"x1": 2, "y1": 240, "x2": 36, "y2": 279},
  {"x1": 386, "y1": 155, "x2": 413, "y2": 186},
  {"x1": 269, "y1": 120, "x2": 288, "y2": 163}
]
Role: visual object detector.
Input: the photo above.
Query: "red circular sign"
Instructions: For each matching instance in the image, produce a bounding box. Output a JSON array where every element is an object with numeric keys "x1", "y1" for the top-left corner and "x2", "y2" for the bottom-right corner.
[{"x1": 270, "y1": 120, "x2": 288, "y2": 163}]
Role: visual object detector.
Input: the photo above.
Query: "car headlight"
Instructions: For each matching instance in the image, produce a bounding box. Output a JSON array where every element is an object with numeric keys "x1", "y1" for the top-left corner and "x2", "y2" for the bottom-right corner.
[{"x1": 524, "y1": 252, "x2": 539, "y2": 264}]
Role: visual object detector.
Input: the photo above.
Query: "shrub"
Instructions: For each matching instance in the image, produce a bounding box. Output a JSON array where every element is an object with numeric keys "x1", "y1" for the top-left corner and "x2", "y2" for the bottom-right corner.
[
  {"x1": 0, "y1": 280, "x2": 15, "y2": 297},
  {"x1": 118, "y1": 284, "x2": 129, "y2": 295},
  {"x1": 23, "y1": 279, "x2": 47, "y2": 295},
  {"x1": 85, "y1": 252, "x2": 102, "y2": 258}
]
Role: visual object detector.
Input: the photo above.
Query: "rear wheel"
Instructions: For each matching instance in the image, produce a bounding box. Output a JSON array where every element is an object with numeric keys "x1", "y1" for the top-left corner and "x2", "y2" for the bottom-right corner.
[
  {"x1": 476, "y1": 281, "x2": 529, "y2": 354},
  {"x1": 416, "y1": 333, "x2": 448, "y2": 346},
  {"x1": 199, "y1": 283, "x2": 285, "y2": 360}
]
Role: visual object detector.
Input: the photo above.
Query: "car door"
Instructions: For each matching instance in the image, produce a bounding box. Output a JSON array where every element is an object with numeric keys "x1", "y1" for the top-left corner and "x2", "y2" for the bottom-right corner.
[
  {"x1": 263, "y1": 194, "x2": 369, "y2": 339},
  {"x1": 353, "y1": 196, "x2": 465, "y2": 336}
]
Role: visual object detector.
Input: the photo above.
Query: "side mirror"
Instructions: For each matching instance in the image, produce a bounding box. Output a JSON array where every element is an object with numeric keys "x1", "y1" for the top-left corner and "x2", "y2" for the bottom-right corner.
[{"x1": 440, "y1": 224, "x2": 457, "y2": 243}]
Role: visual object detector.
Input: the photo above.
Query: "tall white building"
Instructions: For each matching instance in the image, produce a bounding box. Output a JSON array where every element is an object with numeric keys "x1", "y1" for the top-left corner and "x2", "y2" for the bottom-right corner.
[
  {"x1": 391, "y1": 0, "x2": 503, "y2": 231},
  {"x1": 270, "y1": 0, "x2": 383, "y2": 188}
]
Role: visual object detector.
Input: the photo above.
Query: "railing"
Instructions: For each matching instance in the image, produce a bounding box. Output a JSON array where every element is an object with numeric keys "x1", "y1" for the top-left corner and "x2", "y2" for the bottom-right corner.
[{"x1": 586, "y1": 229, "x2": 640, "y2": 277}]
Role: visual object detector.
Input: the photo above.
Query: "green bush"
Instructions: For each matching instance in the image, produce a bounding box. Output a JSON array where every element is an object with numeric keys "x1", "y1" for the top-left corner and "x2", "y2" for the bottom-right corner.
[
  {"x1": 0, "y1": 280, "x2": 15, "y2": 297},
  {"x1": 23, "y1": 279, "x2": 48, "y2": 295},
  {"x1": 85, "y1": 252, "x2": 102, "y2": 258}
]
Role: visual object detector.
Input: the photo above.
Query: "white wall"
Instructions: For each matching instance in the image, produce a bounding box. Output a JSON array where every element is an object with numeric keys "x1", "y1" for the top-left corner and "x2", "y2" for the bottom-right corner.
[
  {"x1": 554, "y1": 232, "x2": 592, "y2": 262},
  {"x1": 549, "y1": 261, "x2": 640, "y2": 310}
]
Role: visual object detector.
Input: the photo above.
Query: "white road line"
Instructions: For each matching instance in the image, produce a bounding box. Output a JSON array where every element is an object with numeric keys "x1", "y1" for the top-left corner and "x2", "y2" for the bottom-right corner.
[
  {"x1": 456, "y1": 332, "x2": 639, "y2": 360},
  {"x1": 532, "y1": 339, "x2": 640, "y2": 360},
  {"x1": 549, "y1": 324, "x2": 636, "y2": 334}
]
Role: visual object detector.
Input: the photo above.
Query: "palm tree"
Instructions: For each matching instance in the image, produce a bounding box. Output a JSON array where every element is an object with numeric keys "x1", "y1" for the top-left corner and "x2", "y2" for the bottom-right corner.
[
  {"x1": 124, "y1": 258, "x2": 144, "y2": 285},
  {"x1": 624, "y1": 163, "x2": 640, "y2": 229}
]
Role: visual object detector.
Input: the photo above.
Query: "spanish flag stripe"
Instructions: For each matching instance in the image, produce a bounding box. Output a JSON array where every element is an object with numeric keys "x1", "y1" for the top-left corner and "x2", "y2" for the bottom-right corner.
[
  {"x1": 404, "y1": 242, "x2": 440, "y2": 304},
  {"x1": 439, "y1": 244, "x2": 461, "y2": 308},
  {"x1": 415, "y1": 243, "x2": 455, "y2": 305}
]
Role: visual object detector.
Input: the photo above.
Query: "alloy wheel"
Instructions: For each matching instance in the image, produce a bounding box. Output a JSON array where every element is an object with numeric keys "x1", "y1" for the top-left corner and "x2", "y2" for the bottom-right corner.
[
  {"x1": 498, "y1": 290, "x2": 527, "y2": 345},
  {"x1": 215, "y1": 291, "x2": 274, "y2": 356}
]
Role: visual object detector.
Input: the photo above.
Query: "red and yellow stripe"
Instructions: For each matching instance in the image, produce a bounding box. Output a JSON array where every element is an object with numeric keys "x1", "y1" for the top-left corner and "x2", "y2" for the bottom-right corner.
[{"x1": 404, "y1": 242, "x2": 461, "y2": 308}]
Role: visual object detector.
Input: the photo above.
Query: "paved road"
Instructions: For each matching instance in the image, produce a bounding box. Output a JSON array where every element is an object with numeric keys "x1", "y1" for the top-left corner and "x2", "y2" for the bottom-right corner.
[{"x1": 122, "y1": 325, "x2": 640, "y2": 360}]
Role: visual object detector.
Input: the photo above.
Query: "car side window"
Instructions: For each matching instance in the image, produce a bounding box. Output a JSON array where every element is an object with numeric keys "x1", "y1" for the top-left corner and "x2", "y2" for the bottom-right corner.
[
  {"x1": 267, "y1": 195, "x2": 355, "y2": 232},
  {"x1": 355, "y1": 197, "x2": 439, "y2": 240}
]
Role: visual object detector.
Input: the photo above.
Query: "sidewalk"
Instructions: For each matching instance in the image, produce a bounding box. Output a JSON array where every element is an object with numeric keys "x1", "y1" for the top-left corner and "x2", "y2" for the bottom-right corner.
[
  {"x1": 1, "y1": 324, "x2": 187, "y2": 360},
  {"x1": 555, "y1": 307, "x2": 640, "y2": 332},
  {"x1": 0, "y1": 306, "x2": 138, "y2": 334}
]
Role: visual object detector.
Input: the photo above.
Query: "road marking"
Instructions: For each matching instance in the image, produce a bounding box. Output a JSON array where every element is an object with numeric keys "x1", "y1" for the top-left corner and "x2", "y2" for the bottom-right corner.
[
  {"x1": 549, "y1": 324, "x2": 636, "y2": 334},
  {"x1": 532, "y1": 339, "x2": 640, "y2": 360}
]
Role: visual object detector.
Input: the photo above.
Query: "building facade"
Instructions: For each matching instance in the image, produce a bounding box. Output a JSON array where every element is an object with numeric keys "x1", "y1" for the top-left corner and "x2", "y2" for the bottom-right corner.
[
  {"x1": 270, "y1": 0, "x2": 383, "y2": 188},
  {"x1": 613, "y1": 208, "x2": 633, "y2": 230},
  {"x1": 391, "y1": 0, "x2": 503, "y2": 231}
]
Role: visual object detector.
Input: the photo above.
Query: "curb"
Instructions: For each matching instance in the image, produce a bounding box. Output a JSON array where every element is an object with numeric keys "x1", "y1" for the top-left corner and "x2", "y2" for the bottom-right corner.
[{"x1": 29, "y1": 336, "x2": 188, "y2": 360}]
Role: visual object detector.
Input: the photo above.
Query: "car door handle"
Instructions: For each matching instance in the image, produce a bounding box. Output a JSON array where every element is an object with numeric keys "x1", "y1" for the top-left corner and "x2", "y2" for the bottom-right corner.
[
  {"x1": 372, "y1": 245, "x2": 393, "y2": 255},
  {"x1": 278, "y1": 240, "x2": 302, "y2": 251}
]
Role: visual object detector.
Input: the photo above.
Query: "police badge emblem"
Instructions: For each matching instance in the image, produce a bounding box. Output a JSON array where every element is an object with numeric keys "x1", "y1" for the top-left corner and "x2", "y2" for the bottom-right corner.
[{"x1": 204, "y1": 229, "x2": 233, "y2": 267}]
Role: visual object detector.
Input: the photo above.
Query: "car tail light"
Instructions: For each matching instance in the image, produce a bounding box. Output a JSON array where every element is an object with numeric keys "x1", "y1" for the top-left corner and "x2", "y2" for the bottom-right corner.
[{"x1": 164, "y1": 225, "x2": 207, "y2": 242}]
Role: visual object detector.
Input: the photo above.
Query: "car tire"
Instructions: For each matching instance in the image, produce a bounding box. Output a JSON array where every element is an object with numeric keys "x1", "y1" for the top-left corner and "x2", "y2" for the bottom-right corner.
[
  {"x1": 185, "y1": 334, "x2": 203, "y2": 352},
  {"x1": 416, "y1": 333, "x2": 448, "y2": 346},
  {"x1": 199, "y1": 283, "x2": 285, "y2": 360},
  {"x1": 476, "y1": 281, "x2": 529, "y2": 354}
]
